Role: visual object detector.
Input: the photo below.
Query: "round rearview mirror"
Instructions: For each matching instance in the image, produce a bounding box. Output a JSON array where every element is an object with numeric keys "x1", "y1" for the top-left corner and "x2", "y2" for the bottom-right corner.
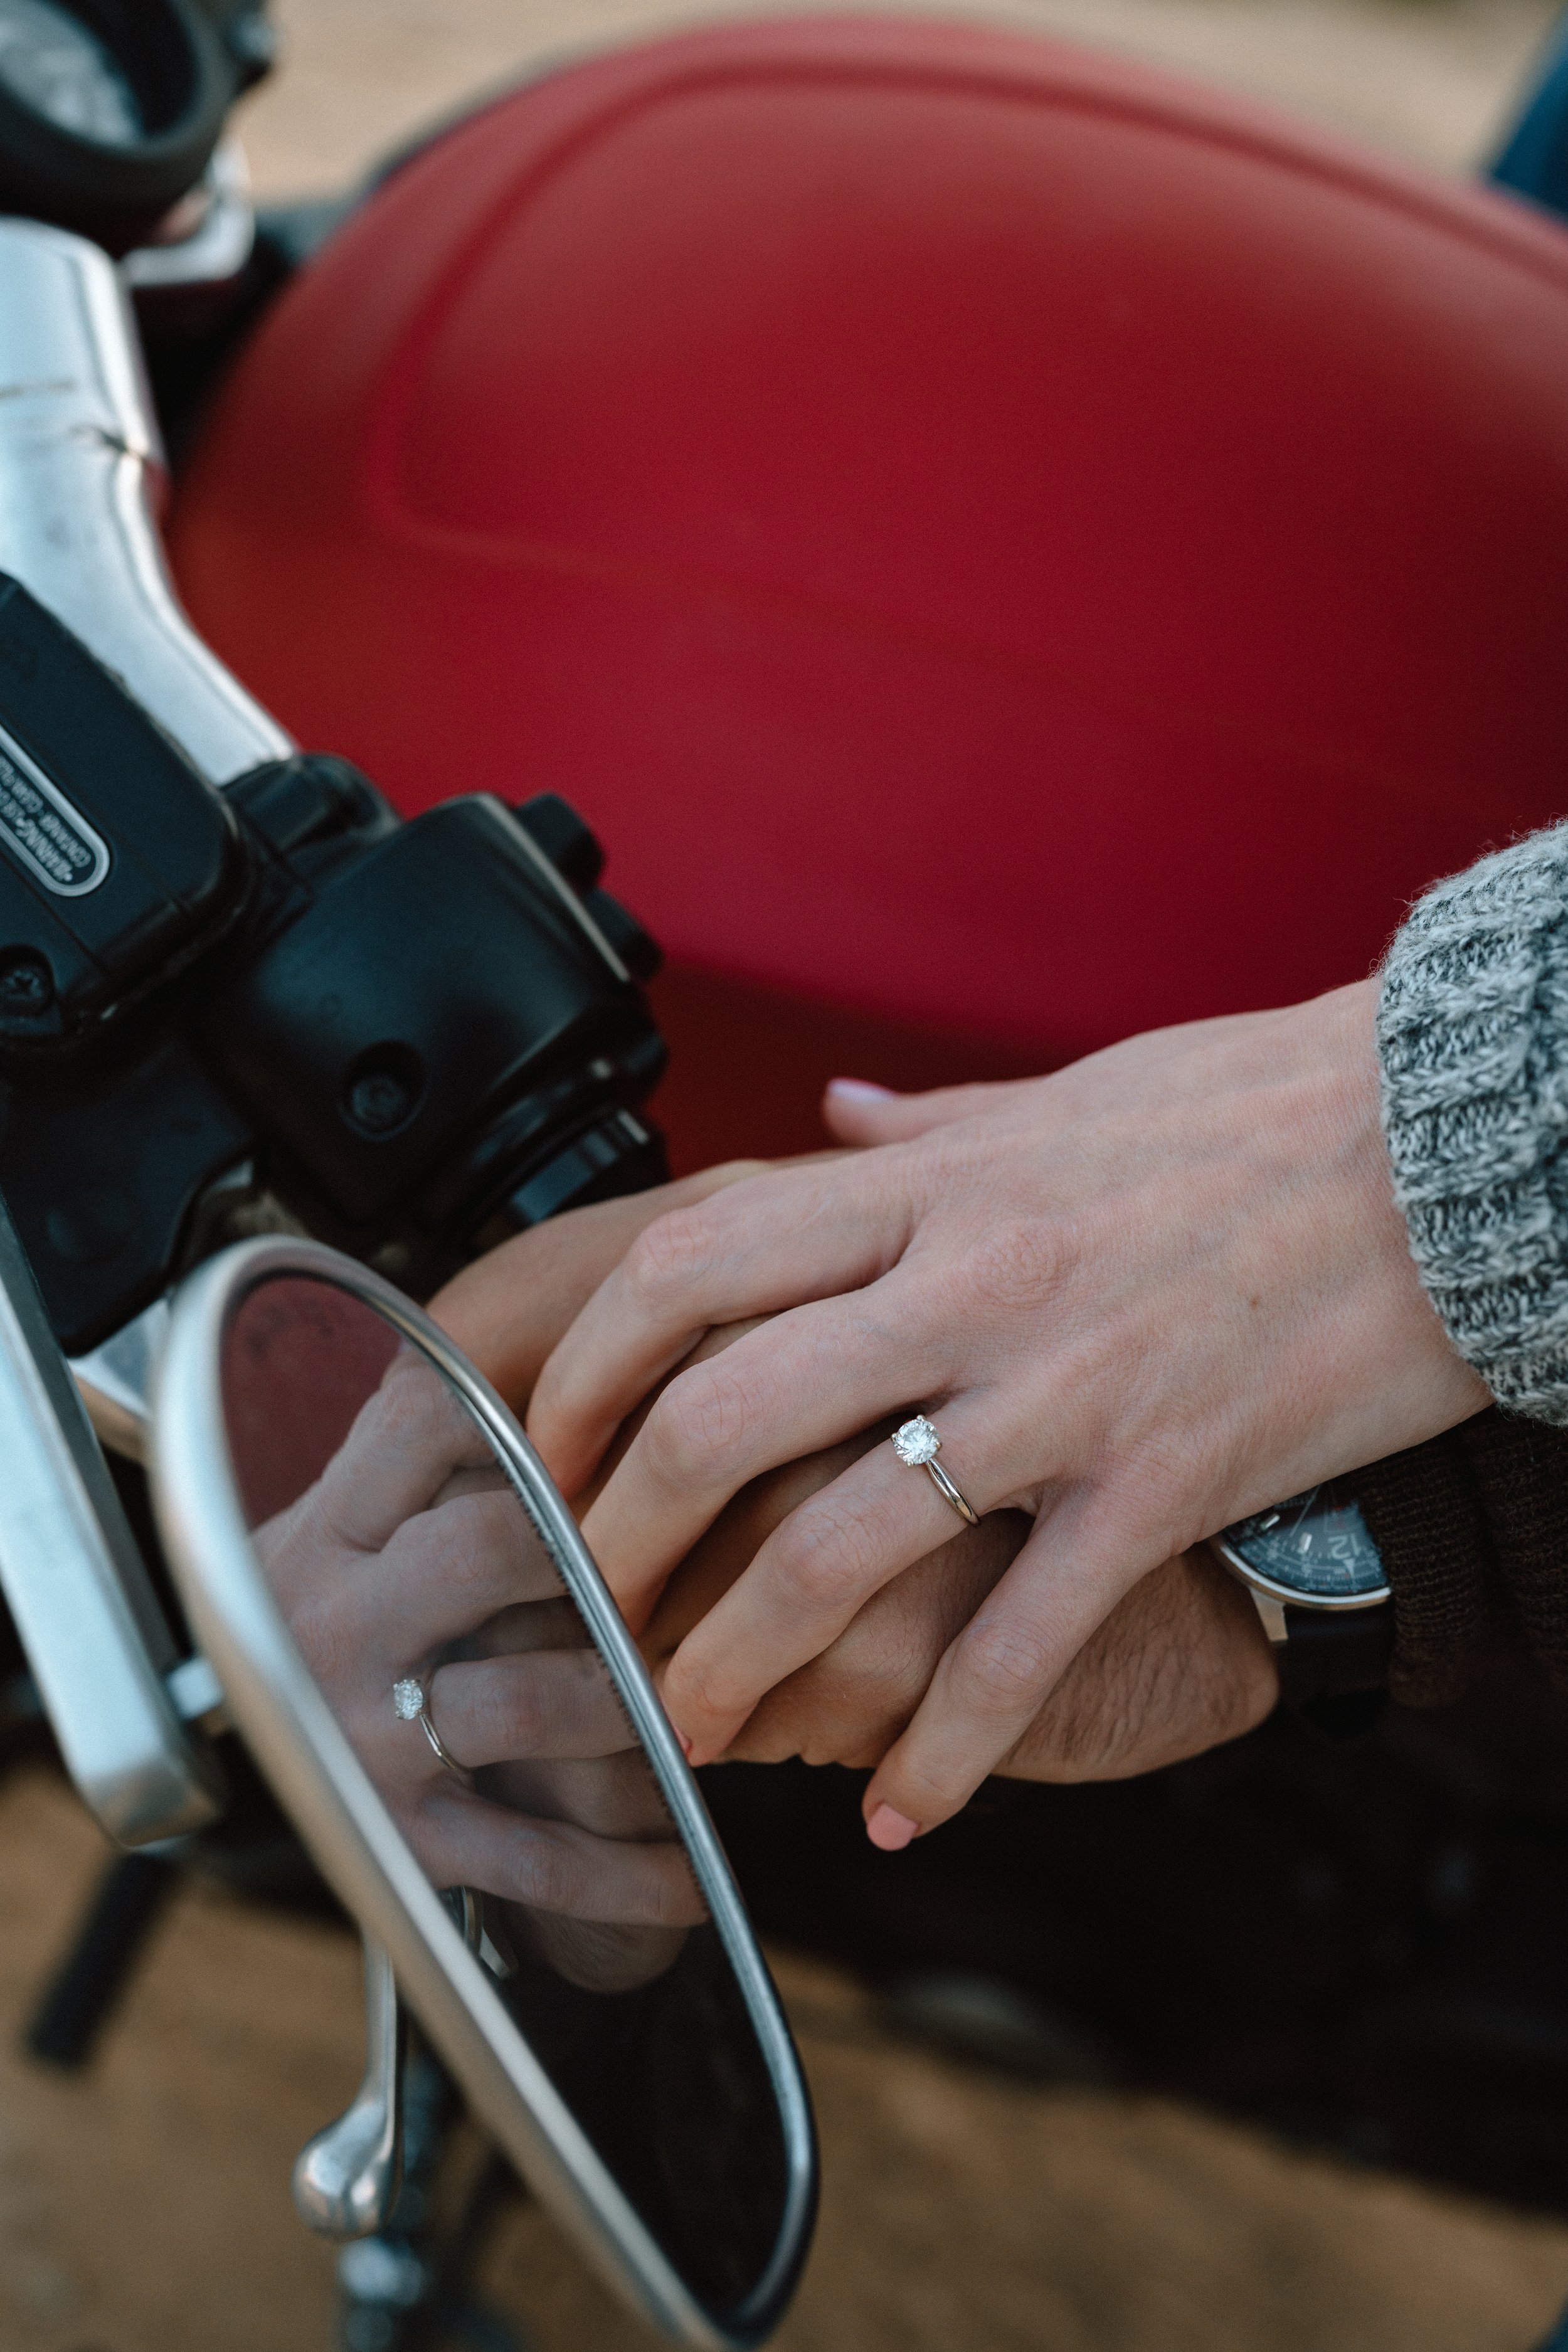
[{"x1": 148, "y1": 1237, "x2": 816, "y2": 2348}]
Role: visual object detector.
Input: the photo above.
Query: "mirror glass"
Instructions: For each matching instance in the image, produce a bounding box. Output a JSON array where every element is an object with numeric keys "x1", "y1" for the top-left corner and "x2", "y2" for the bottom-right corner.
[{"x1": 214, "y1": 1269, "x2": 809, "y2": 2339}]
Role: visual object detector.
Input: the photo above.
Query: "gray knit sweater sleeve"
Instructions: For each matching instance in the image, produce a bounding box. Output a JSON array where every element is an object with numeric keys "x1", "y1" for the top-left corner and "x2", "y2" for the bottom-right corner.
[{"x1": 1378, "y1": 822, "x2": 1568, "y2": 1424}]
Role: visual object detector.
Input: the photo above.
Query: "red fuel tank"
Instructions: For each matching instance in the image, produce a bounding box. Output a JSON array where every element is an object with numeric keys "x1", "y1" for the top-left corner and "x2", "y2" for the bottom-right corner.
[{"x1": 169, "y1": 15, "x2": 1568, "y2": 1167}]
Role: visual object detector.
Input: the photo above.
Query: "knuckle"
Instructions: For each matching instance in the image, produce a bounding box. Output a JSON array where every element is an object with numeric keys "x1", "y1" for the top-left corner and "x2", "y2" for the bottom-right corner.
[
  {"x1": 956, "y1": 1610, "x2": 1056, "y2": 1717},
  {"x1": 963, "y1": 1217, "x2": 1064, "y2": 1314},
  {"x1": 623, "y1": 1207, "x2": 712, "y2": 1308},
  {"x1": 644, "y1": 1362, "x2": 754, "y2": 1488},
  {"x1": 667, "y1": 1645, "x2": 747, "y2": 1727},
  {"x1": 770, "y1": 1494, "x2": 886, "y2": 1615},
  {"x1": 504, "y1": 1825, "x2": 575, "y2": 1914}
]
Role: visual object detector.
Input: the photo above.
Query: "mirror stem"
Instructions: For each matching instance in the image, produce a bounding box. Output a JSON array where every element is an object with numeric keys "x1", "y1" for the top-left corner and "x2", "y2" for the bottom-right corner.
[{"x1": 292, "y1": 1936, "x2": 406, "y2": 2239}]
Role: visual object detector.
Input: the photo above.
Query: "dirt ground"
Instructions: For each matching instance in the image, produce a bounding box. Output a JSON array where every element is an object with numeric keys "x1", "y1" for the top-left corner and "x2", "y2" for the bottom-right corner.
[{"x1": 3, "y1": 1767, "x2": 1568, "y2": 2352}]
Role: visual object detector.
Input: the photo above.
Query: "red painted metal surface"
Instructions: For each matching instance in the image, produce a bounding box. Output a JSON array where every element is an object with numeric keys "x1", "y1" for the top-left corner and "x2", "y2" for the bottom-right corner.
[{"x1": 169, "y1": 16, "x2": 1568, "y2": 1165}]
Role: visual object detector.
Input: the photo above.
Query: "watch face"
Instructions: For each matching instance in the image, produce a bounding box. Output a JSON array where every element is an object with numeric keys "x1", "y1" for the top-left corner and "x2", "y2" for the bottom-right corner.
[{"x1": 1219, "y1": 1478, "x2": 1387, "y2": 1601}]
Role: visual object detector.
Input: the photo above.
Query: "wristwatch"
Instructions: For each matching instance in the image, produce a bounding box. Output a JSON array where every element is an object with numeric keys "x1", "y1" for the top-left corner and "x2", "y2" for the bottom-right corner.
[{"x1": 1209, "y1": 1478, "x2": 1395, "y2": 1717}]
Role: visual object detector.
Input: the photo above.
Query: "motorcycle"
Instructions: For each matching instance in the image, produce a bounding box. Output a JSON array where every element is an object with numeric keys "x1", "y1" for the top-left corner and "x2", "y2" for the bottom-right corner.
[{"x1": 1, "y1": 1, "x2": 1567, "y2": 2344}]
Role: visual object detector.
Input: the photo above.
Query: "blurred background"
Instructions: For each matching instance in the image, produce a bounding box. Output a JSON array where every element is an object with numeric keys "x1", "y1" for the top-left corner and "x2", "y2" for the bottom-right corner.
[
  {"x1": 238, "y1": 0, "x2": 1559, "y2": 194},
  {"x1": 6, "y1": 4, "x2": 1568, "y2": 2349}
]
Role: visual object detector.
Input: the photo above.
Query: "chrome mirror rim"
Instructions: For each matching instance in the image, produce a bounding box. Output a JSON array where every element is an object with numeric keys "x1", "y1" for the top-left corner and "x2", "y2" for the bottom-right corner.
[{"x1": 149, "y1": 1236, "x2": 816, "y2": 2348}]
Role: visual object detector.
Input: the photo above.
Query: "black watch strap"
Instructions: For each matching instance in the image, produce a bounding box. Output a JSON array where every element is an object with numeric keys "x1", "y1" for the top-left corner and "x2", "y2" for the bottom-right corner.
[{"x1": 1274, "y1": 1599, "x2": 1396, "y2": 1710}]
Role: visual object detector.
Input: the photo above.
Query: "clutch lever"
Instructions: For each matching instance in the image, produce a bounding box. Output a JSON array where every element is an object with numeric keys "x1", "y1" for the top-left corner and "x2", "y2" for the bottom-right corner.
[
  {"x1": 291, "y1": 1898, "x2": 484, "y2": 2241},
  {"x1": 292, "y1": 1935, "x2": 406, "y2": 2239}
]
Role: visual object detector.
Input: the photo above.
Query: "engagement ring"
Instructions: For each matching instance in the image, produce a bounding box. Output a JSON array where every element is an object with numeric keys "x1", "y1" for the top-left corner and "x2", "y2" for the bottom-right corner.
[
  {"x1": 392, "y1": 1676, "x2": 472, "y2": 1784},
  {"x1": 891, "y1": 1415, "x2": 980, "y2": 1528}
]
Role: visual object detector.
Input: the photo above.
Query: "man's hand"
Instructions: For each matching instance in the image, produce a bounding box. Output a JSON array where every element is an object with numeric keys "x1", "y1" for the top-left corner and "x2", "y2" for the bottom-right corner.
[
  {"x1": 722, "y1": 1542, "x2": 1276, "y2": 1784},
  {"x1": 430, "y1": 1159, "x2": 772, "y2": 1407}
]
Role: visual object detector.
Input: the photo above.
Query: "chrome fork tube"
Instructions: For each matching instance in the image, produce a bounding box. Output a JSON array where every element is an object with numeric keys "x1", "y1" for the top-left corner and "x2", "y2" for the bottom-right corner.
[{"x1": 0, "y1": 217, "x2": 291, "y2": 783}]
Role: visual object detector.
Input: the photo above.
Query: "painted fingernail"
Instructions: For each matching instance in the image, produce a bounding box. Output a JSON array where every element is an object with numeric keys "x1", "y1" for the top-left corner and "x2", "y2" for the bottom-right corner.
[
  {"x1": 866, "y1": 1804, "x2": 919, "y2": 1851},
  {"x1": 675, "y1": 1730, "x2": 694, "y2": 1761},
  {"x1": 827, "y1": 1078, "x2": 896, "y2": 1103}
]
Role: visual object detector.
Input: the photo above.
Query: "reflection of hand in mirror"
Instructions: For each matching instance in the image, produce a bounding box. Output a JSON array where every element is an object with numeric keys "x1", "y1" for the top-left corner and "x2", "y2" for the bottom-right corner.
[{"x1": 253, "y1": 1344, "x2": 707, "y2": 1986}]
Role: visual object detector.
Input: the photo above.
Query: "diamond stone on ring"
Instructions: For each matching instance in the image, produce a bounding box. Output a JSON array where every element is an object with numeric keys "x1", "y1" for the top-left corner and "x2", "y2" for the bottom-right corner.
[
  {"x1": 392, "y1": 1677, "x2": 472, "y2": 1784},
  {"x1": 892, "y1": 1415, "x2": 981, "y2": 1527}
]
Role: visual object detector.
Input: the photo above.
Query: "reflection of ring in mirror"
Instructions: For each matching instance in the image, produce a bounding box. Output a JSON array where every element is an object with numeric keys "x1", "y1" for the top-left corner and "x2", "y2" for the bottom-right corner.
[{"x1": 392, "y1": 1676, "x2": 472, "y2": 1786}]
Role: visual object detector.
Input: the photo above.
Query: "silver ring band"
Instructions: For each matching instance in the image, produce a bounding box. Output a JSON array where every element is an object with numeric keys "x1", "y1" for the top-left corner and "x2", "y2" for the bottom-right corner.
[
  {"x1": 393, "y1": 1677, "x2": 473, "y2": 1786},
  {"x1": 891, "y1": 1415, "x2": 982, "y2": 1528},
  {"x1": 417, "y1": 1708, "x2": 473, "y2": 1783},
  {"x1": 924, "y1": 1456, "x2": 981, "y2": 1528}
]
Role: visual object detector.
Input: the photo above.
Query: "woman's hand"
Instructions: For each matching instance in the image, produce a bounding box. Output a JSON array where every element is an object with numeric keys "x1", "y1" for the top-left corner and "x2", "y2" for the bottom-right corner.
[
  {"x1": 527, "y1": 978, "x2": 1484, "y2": 1844},
  {"x1": 440, "y1": 1209, "x2": 1273, "y2": 1814},
  {"x1": 608, "y1": 1322, "x2": 1278, "y2": 1796}
]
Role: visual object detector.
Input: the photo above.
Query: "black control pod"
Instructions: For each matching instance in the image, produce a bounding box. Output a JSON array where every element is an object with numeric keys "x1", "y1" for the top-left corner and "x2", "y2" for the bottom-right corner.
[{"x1": 0, "y1": 576, "x2": 669, "y2": 1353}]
